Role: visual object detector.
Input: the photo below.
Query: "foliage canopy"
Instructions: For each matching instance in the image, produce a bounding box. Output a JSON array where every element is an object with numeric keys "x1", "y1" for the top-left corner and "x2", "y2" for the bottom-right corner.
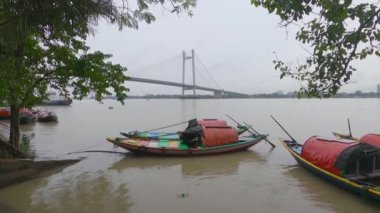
[
  {"x1": 0, "y1": 0, "x2": 196, "y2": 152},
  {"x1": 252, "y1": 0, "x2": 380, "y2": 97}
]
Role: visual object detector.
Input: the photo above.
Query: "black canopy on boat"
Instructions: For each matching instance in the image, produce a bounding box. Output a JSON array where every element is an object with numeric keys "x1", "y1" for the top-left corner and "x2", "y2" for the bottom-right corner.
[{"x1": 335, "y1": 143, "x2": 380, "y2": 177}]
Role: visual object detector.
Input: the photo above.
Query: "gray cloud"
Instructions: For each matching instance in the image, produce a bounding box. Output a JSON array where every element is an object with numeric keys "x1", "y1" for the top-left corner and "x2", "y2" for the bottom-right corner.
[{"x1": 86, "y1": 0, "x2": 380, "y2": 95}]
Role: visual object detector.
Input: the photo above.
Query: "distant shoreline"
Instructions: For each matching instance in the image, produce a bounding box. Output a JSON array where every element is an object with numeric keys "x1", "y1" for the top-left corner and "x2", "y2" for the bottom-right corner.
[{"x1": 96, "y1": 92, "x2": 380, "y2": 100}]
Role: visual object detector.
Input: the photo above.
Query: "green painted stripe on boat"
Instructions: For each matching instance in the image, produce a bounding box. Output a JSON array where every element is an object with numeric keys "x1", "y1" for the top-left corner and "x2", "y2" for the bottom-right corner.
[
  {"x1": 159, "y1": 141, "x2": 169, "y2": 147},
  {"x1": 179, "y1": 143, "x2": 188, "y2": 150}
]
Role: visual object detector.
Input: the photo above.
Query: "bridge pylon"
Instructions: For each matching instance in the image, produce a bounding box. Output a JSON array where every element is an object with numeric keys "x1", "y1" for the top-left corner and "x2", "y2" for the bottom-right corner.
[{"x1": 182, "y1": 49, "x2": 196, "y2": 95}]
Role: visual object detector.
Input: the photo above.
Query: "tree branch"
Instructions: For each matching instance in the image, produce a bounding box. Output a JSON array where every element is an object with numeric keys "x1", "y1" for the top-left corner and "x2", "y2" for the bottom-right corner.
[{"x1": 343, "y1": 8, "x2": 380, "y2": 73}]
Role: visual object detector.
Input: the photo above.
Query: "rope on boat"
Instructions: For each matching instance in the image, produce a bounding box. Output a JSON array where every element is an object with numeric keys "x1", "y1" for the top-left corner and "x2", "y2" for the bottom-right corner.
[
  {"x1": 53, "y1": 141, "x2": 128, "y2": 158},
  {"x1": 67, "y1": 150, "x2": 126, "y2": 155},
  {"x1": 141, "y1": 119, "x2": 191, "y2": 132},
  {"x1": 67, "y1": 141, "x2": 108, "y2": 154}
]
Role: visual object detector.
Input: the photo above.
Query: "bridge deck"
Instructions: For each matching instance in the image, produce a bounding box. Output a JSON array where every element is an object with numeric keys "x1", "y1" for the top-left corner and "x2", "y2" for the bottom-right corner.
[{"x1": 128, "y1": 77, "x2": 248, "y2": 97}]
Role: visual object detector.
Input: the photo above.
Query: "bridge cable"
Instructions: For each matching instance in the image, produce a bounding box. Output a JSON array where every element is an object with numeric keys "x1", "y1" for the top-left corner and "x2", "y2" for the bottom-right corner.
[
  {"x1": 129, "y1": 53, "x2": 182, "y2": 76},
  {"x1": 194, "y1": 54, "x2": 221, "y2": 89},
  {"x1": 194, "y1": 64, "x2": 214, "y2": 88}
]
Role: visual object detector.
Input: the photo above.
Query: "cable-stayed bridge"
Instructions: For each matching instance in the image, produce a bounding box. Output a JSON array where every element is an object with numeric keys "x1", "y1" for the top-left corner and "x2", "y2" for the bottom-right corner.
[{"x1": 128, "y1": 50, "x2": 249, "y2": 98}]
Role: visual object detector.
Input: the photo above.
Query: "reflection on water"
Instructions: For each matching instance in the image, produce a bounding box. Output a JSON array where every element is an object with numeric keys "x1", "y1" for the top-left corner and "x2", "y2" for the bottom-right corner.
[
  {"x1": 32, "y1": 173, "x2": 131, "y2": 212},
  {"x1": 283, "y1": 166, "x2": 380, "y2": 212},
  {"x1": 0, "y1": 155, "x2": 131, "y2": 213},
  {"x1": 0, "y1": 150, "x2": 275, "y2": 213},
  {"x1": 110, "y1": 150, "x2": 267, "y2": 178},
  {"x1": 1, "y1": 99, "x2": 380, "y2": 212}
]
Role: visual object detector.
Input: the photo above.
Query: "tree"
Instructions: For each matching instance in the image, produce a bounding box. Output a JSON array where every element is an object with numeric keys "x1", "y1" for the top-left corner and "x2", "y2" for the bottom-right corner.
[
  {"x1": 251, "y1": 0, "x2": 380, "y2": 97},
  {"x1": 0, "y1": 0, "x2": 196, "y2": 158}
]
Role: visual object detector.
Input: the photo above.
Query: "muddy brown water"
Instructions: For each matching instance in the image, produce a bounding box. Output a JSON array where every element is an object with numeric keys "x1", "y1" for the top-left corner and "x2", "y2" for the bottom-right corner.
[{"x1": 0, "y1": 99, "x2": 380, "y2": 212}]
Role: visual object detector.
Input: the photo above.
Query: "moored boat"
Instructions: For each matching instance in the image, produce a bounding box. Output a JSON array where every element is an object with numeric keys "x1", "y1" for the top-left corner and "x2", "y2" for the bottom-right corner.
[
  {"x1": 41, "y1": 99, "x2": 72, "y2": 106},
  {"x1": 332, "y1": 132, "x2": 359, "y2": 141},
  {"x1": 107, "y1": 118, "x2": 268, "y2": 156},
  {"x1": 32, "y1": 110, "x2": 58, "y2": 122},
  {"x1": 0, "y1": 108, "x2": 40, "y2": 124},
  {"x1": 0, "y1": 108, "x2": 10, "y2": 120},
  {"x1": 280, "y1": 137, "x2": 380, "y2": 202},
  {"x1": 19, "y1": 109, "x2": 36, "y2": 124},
  {"x1": 41, "y1": 92, "x2": 72, "y2": 106}
]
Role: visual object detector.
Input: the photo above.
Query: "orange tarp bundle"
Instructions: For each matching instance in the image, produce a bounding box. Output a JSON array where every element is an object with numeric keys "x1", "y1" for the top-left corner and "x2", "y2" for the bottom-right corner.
[
  {"x1": 200, "y1": 120, "x2": 238, "y2": 147},
  {"x1": 201, "y1": 126, "x2": 238, "y2": 147}
]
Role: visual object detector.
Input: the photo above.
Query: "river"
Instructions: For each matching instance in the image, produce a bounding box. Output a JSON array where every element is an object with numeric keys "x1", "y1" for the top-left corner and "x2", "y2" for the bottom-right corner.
[{"x1": 0, "y1": 98, "x2": 380, "y2": 212}]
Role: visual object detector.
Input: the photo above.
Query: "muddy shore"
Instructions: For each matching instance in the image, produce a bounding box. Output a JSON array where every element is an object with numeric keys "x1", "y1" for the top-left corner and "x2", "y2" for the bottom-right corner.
[
  {"x1": 0, "y1": 158, "x2": 81, "y2": 212},
  {"x1": 0, "y1": 158, "x2": 81, "y2": 189}
]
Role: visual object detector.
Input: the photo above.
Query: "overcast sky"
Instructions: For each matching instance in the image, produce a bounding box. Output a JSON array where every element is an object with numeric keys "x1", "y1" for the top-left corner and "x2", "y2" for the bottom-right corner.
[{"x1": 86, "y1": 0, "x2": 380, "y2": 95}]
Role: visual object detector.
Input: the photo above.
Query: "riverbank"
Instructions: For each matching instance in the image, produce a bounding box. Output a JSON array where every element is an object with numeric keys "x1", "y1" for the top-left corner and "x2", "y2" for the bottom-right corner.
[{"x1": 0, "y1": 158, "x2": 81, "y2": 189}]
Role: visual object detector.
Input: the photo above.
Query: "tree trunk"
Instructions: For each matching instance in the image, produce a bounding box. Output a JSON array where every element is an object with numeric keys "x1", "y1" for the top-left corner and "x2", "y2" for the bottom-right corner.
[
  {"x1": 8, "y1": 41, "x2": 24, "y2": 149},
  {"x1": 0, "y1": 105, "x2": 27, "y2": 158},
  {"x1": 9, "y1": 105, "x2": 20, "y2": 148}
]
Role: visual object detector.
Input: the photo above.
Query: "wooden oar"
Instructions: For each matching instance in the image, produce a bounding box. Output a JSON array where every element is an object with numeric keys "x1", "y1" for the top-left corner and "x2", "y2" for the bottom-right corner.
[
  {"x1": 142, "y1": 120, "x2": 190, "y2": 132},
  {"x1": 226, "y1": 114, "x2": 275, "y2": 148},
  {"x1": 270, "y1": 115, "x2": 297, "y2": 142},
  {"x1": 243, "y1": 121, "x2": 275, "y2": 148},
  {"x1": 120, "y1": 119, "x2": 190, "y2": 138},
  {"x1": 348, "y1": 118, "x2": 353, "y2": 137}
]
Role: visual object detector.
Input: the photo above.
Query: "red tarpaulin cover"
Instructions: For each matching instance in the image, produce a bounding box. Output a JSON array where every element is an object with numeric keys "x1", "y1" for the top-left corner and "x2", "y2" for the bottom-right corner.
[
  {"x1": 197, "y1": 119, "x2": 227, "y2": 127},
  {"x1": 360, "y1": 134, "x2": 380, "y2": 147},
  {"x1": 201, "y1": 126, "x2": 238, "y2": 147},
  {"x1": 301, "y1": 137, "x2": 356, "y2": 175}
]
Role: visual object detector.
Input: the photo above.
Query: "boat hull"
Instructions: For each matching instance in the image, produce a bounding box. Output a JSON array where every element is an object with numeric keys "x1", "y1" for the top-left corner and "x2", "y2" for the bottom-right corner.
[
  {"x1": 280, "y1": 140, "x2": 380, "y2": 202},
  {"x1": 41, "y1": 99, "x2": 72, "y2": 106},
  {"x1": 108, "y1": 137, "x2": 265, "y2": 156},
  {"x1": 0, "y1": 109, "x2": 10, "y2": 120}
]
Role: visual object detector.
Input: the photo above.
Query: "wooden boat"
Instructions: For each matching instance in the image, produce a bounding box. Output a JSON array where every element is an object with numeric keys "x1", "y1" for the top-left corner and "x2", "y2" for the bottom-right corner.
[
  {"x1": 107, "y1": 119, "x2": 267, "y2": 156},
  {"x1": 0, "y1": 108, "x2": 45, "y2": 123},
  {"x1": 332, "y1": 132, "x2": 359, "y2": 141},
  {"x1": 41, "y1": 99, "x2": 72, "y2": 106},
  {"x1": 19, "y1": 109, "x2": 36, "y2": 124},
  {"x1": 0, "y1": 108, "x2": 10, "y2": 120},
  {"x1": 32, "y1": 110, "x2": 58, "y2": 122},
  {"x1": 41, "y1": 92, "x2": 72, "y2": 106},
  {"x1": 280, "y1": 136, "x2": 380, "y2": 202}
]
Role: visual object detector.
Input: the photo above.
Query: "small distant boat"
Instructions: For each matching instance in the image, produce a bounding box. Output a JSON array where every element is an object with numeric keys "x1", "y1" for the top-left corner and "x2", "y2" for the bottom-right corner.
[
  {"x1": 0, "y1": 108, "x2": 37, "y2": 124},
  {"x1": 41, "y1": 92, "x2": 72, "y2": 106},
  {"x1": 0, "y1": 108, "x2": 10, "y2": 120},
  {"x1": 32, "y1": 110, "x2": 58, "y2": 122},
  {"x1": 107, "y1": 119, "x2": 268, "y2": 156},
  {"x1": 41, "y1": 98, "x2": 72, "y2": 106},
  {"x1": 19, "y1": 109, "x2": 36, "y2": 125},
  {"x1": 332, "y1": 132, "x2": 359, "y2": 141},
  {"x1": 332, "y1": 118, "x2": 359, "y2": 141}
]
